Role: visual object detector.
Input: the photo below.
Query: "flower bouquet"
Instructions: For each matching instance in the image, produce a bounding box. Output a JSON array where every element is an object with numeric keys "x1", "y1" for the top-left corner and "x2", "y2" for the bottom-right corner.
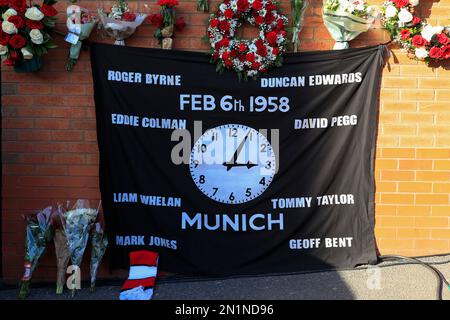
[
  {"x1": 98, "y1": 0, "x2": 147, "y2": 46},
  {"x1": 382, "y1": 0, "x2": 450, "y2": 62},
  {"x1": 322, "y1": 0, "x2": 378, "y2": 49},
  {"x1": 59, "y1": 199, "x2": 100, "y2": 296},
  {"x1": 0, "y1": 0, "x2": 58, "y2": 72},
  {"x1": 18, "y1": 206, "x2": 54, "y2": 299},
  {"x1": 291, "y1": 0, "x2": 309, "y2": 52},
  {"x1": 149, "y1": 0, "x2": 186, "y2": 50},
  {"x1": 89, "y1": 220, "x2": 108, "y2": 292},
  {"x1": 197, "y1": 0, "x2": 209, "y2": 12},
  {"x1": 65, "y1": 5, "x2": 97, "y2": 71}
]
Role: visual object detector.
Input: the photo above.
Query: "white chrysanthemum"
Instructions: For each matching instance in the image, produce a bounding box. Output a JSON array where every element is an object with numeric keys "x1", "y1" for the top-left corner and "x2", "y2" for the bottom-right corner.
[
  {"x1": 415, "y1": 47, "x2": 428, "y2": 59},
  {"x1": 398, "y1": 8, "x2": 413, "y2": 23},
  {"x1": 421, "y1": 25, "x2": 444, "y2": 41},
  {"x1": 385, "y1": 5, "x2": 397, "y2": 18},
  {"x1": 219, "y1": 3, "x2": 227, "y2": 12}
]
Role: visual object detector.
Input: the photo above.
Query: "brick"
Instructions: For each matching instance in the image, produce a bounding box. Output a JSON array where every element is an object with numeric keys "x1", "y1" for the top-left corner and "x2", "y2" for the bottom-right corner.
[
  {"x1": 400, "y1": 89, "x2": 434, "y2": 101},
  {"x1": 434, "y1": 160, "x2": 450, "y2": 170},
  {"x1": 415, "y1": 217, "x2": 449, "y2": 228},
  {"x1": 381, "y1": 171, "x2": 415, "y2": 181},
  {"x1": 397, "y1": 206, "x2": 431, "y2": 216},
  {"x1": 381, "y1": 148, "x2": 415, "y2": 159},
  {"x1": 398, "y1": 182, "x2": 432, "y2": 193},
  {"x1": 416, "y1": 171, "x2": 450, "y2": 182},
  {"x1": 397, "y1": 228, "x2": 431, "y2": 239},
  {"x1": 398, "y1": 160, "x2": 432, "y2": 170},
  {"x1": 415, "y1": 240, "x2": 449, "y2": 250},
  {"x1": 416, "y1": 194, "x2": 449, "y2": 205},
  {"x1": 431, "y1": 206, "x2": 450, "y2": 217},
  {"x1": 416, "y1": 149, "x2": 450, "y2": 159},
  {"x1": 431, "y1": 230, "x2": 450, "y2": 239},
  {"x1": 380, "y1": 193, "x2": 415, "y2": 205}
]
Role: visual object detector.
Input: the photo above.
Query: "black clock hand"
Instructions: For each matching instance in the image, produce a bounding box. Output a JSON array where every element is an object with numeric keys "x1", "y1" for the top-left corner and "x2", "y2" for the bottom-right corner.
[{"x1": 223, "y1": 132, "x2": 258, "y2": 171}]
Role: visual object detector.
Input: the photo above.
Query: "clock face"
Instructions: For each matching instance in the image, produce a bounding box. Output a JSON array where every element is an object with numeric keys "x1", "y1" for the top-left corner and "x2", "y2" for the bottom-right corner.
[{"x1": 189, "y1": 124, "x2": 276, "y2": 204}]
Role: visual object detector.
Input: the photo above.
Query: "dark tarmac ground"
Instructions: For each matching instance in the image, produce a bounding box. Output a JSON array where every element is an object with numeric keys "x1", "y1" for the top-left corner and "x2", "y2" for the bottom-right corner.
[{"x1": 1, "y1": 254, "x2": 449, "y2": 300}]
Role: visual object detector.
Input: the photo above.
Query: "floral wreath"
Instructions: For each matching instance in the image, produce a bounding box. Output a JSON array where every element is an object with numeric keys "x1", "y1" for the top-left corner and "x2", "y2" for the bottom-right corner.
[
  {"x1": 207, "y1": 0, "x2": 288, "y2": 80},
  {"x1": 382, "y1": 0, "x2": 449, "y2": 62}
]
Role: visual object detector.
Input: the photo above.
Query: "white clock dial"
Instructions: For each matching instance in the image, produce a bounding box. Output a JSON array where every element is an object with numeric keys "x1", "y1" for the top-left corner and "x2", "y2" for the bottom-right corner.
[{"x1": 189, "y1": 124, "x2": 276, "y2": 204}]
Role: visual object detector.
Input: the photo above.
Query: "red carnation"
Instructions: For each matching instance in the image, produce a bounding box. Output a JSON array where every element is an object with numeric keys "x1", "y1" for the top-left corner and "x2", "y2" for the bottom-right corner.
[
  {"x1": 429, "y1": 46, "x2": 444, "y2": 59},
  {"x1": 8, "y1": 15, "x2": 24, "y2": 29},
  {"x1": 157, "y1": 0, "x2": 179, "y2": 7},
  {"x1": 400, "y1": 29, "x2": 411, "y2": 40},
  {"x1": 276, "y1": 18, "x2": 284, "y2": 30},
  {"x1": 175, "y1": 17, "x2": 186, "y2": 31},
  {"x1": 230, "y1": 50, "x2": 238, "y2": 58},
  {"x1": 237, "y1": 0, "x2": 249, "y2": 12},
  {"x1": 411, "y1": 16, "x2": 421, "y2": 26},
  {"x1": 224, "y1": 59, "x2": 233, "y2": 67},
  {"x1": 246, "y1": 52, "x2": 255, "y2": 62},
  {"x1": 0, "y1": 0, "x2": 8, "y2": 6},
  {"x1": 255, "y1": 16, "x2": 264, "y2": 25},
  {"x1": 238, "y1": 54, "x2": 246, "y2": 62},
  {"x1": 222, "y1": 51, "x2": 230, "y2": 60},
  {"x1": 238, "y1": 43, "x2": 247, "y2": 52},
  {"x1": 443, "y1": 45, "x2": 450, "y2": 59},
  {"x1": 412, "y1": 34, "x2": 426, "y2": 47},
  {"x1": 266, "y1": 2, "x2": 277, "y2": 11},
  {"x1": 25, "y1": 19, "x2": 44, "y2": 30},
  {"x1": 394, "y1": 0, "x2": 408, "y2": 8},
  {"x1": 149, "y1": 14, "x2": 163, "y2": 27},
  {"x1": 220, "y1": 37, "x2": 230, "y2": 47},
  {"x1": 252, "y1": 61, "x2": 261, "y2": 70},
  {"x1": 9, "y1": 0, "x2": 26, "y2": 13},
  {"x1": 41, "y1": 4, "x2": 58, "y2": 17},
  {"x1": 122, "y1": 12, "x2": 136, "y2": 22},
  {"x1": 252, "y1": 0, "x2": 262, "y2": 10},
  {"x1": 272, "y1": 47, "x2": 279, "y2": 55},
  {"x1": 210, "y1": 18, "x2": 219, "y2": 28},
  {"x1": 3, "y1": 58, "x2": 16, "y2": 66},
  {"x1": 437, "y1": 33, "x2": 449, "y2": 45},
  {"x1": 9, "y1": 34, "x2": 26, "y2": 49},
  {"x1": 265, "y1": 12, "x2": 275, "y2": 24},
  {"x1": 0, "y1": 31, "x2": 10, "y2": 45},
  {"x1": 219, "y1": 20, "x2": 230, "y2": 32},
  {"x1": 224, "y1": 9, "x2": 234, "y2": 19},
  {"x1": 257, "y1": 45, "x2": 267, "y2": 57},
  {"x1": 266, "y1": 31, "x2": 277, "y2": 45}
]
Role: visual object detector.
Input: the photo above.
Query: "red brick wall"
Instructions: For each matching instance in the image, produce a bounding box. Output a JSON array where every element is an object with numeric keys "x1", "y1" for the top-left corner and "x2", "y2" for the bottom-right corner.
[{"x1": 1, "y1": 0, "x2": 450, "y2": 283}]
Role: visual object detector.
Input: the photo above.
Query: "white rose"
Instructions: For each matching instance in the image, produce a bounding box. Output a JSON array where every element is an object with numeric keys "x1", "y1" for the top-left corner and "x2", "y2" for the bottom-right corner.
[
  {"x1": 398, "y1": 8, "x2": 413, "y2": 23},
  {"x1": 415, "y1": 47, "x2": 428, "y2": 59},
  {"x1": 21, "y1": 47, "x2": 33, "y2": 60},
  {"x1": 25, "y1": 7, "x2": 45, "y2": 21},
  {"x1": 421, "y1": 25, "x2": 444, "y2": 41},
  {"x1": 2, "y1": 8, "x2": 17, "y2": 21},
  {"x1": 2, "y1": 21, "x2": 18, "y2": 34},
  {"x1": 29, "y1": 29, "x2": 44, "y2": 44},
  {"x1": 385, "y1": 5, "x2": 397, "y2": 18},
  {"x1": 0, "y1": 44, "x2": 8, "y2": 56},
  {"x1": 409, "y1": 0, "x2": 419, "y2": 6}
]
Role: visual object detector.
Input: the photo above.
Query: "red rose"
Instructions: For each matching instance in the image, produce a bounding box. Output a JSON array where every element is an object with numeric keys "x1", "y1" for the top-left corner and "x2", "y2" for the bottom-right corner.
[
  {"x1": 437, "y1": 33, "x2": 449, "y2": 45},
  {"x1": 9, "y1": 49, "x2": 19, "y2": 60},
  {"x1": 238, "y1": 54, "x2": 245, "y2": 62},
  {"x1": 219, "y1": 20, "x2": 230, "y2": 32},
  {"x1": 41, "y1": 4, "x2": 58, "y2": 17},
  {"x1": 246, "y1": 52, "x2": 255, "y2": 62},
  {"x1": 175, "y1": 17, "x2": 186, "y2": 31},
  {"x1": 257, "y1": 45, "x2": 267, "y2": 57},
  {"x1": 0, "y1": 31, "x2": 10, "y2": 45},
  {"x1": 0, "y1": 0, "x2": 8, "y2": 6},
  {"x1": 25, "y1": 19, "x2": 44, "y2": 30},
  {"x1": 150, "y1": 14, "x2": 163, "y2": 27},
  {"x1": 210, "y1": 19, "x2": 219, "y2": 28},
  {"x1": 222, "y1": 51, "x2": 230, "y2": 60},
  {"x1": 9, "y1": 0, "x2": 26, "y2": 13},
  {"x1": 255, "y1": 16, "x2": 264, "y2": 25},
  {"x1": 238, "y1": 43, "x2": 247, "y2": 52},
  {"x1": 230, "y1": 50, "x2": 238, "y2": 58},
  {"x1": 237, "y1": 0, "x2": 249, "y2": 12},
  {"x1": 8, "y1": 15, "x2": 24, "y2": 29},
  {"x1": 3, "y1": 58, "x2": 16, "y2": 66},
  {"x1": 394, "y1": 0, "x2": 408, "y2": 8},
  {"x1": 411, "y1": 16, "x2": 421, "y2": 26},
  {"x1": 429, "y1": 46, "x2": 444, "y2": 59},
  {"x1": 412, "y1": 34, "x2": 426, "y2": 47},
  {"x1": 216, "y1": 37, "x2": 229, "y2": 48},
  {"x1": 400, "y1": 29, "x2": 411, "y2": 40},
  {"x1": 266, "y1": 31, "x2": 278, "y2": 45},
  {"x1": 276, "y1": 18, "x2": 284, "y2": 30},
  {"x1": 224, "y1": 9, "x2": 234, "y2": 19},
  {"x1": 252, "y1": 0, "x2": 262, "y2": 10},
  {"x1": 252, "y1": 61, "x2": 261, "y2": 70},
  {"x1": 265, "y1": 12, "x2": 275, "y2": 24},
  {"x1": 122, "y1": 12, "x2": 136, "y2": 22},
  {"x1": 272, "y1": 47, "x2": 279, "y2": 55},
  {"x1": 443, "y1": 45, "x2": 450, "y2": 59},
  {"x1": 9, "y1": 34, "x2": 26, "y2": 49},
  {"x1": 157, "y1": 0, "x2": 179, "y2": 7},
  {"x1": 266, "y1": 2, "x2": 277, "y2": 11},
  {"x1": 224, "y1": 59, "x2": 233, "y2": 67}
]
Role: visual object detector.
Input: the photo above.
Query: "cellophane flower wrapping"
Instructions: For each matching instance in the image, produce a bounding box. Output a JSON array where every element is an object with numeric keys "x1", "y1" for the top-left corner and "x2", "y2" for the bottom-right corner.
[
  {"x1": 66, "y1": 5, "x2": 98, "y2": 71},
  {"x1": 18, "y1": 206, "x2": 54, "y2": 299},
  {"x1": 291, "y1": 0, "x2": 309, "y2": 52},
  {"x1": 97, "y1": 10, "x2": 147, "y2": 45},
  {"x1": 90, "y1": 221, "x2": 108, "y2": 291},
  {"x1": 53, "y1": 226, "x2": 70, "y2": 294},
  {"x1": 59, "y1": 199, "x2": 99, "y2": 295},
  {"x1": 322, "y1": 0, "x2": 377, "y2": 49}
]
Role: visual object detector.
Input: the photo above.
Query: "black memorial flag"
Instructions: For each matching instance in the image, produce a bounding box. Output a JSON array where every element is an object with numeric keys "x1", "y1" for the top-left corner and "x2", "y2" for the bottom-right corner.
[{"x1": 91, "y1": 43, "x2": 387, "y2": 275}]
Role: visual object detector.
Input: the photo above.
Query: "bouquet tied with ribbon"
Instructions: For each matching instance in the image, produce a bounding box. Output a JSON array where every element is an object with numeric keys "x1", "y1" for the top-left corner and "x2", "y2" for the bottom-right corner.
[
  {"x1": 19, "y1": 206, "x2": 54, "y2": 299},
  {"x1": 322, "y1": 0, "x2": 379, "y2": 49},
  {"x1": 98, "y1": 0, "x2": 147, "y2": 45},
  {"x1": 65, "y1": 4, "x2": 97, "y2": 71}
]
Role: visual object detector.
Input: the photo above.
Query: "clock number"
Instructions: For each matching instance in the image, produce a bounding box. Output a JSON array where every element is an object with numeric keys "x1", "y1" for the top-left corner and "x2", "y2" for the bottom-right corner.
[
  {"x1": 212, "y1": 187, "x2": 218, "y2": 196},
  {"x1": 199, "y1": 175, "x2": 206, "y2": 184},
  {"x1": 260, "y1": 144, "x2": 267, "y2": 153},
  {"x1": 229, "y1": 192, "x2": 235, "y2": 201},
  {"x1": 211, "y1": 132, "x2": 218, "y2": 141},
  {"x1": 259, "y1": 177, "x2": 266, "y2": 186},
  {"x1": 193, "y1": 160, "x2": 199, "y2": 168},
  {"x1": 265, "y1": 161, "x2": 272, "y2": 169},
  {"x1": 245, "y1": 188, "x2": 252, "y2": 197},
  {"x1": 199, "y1": 144, "x2": 207, "y2": 153},
  {"x1": 229, "y1": 128, "x2": 238, "y2": 138}
]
